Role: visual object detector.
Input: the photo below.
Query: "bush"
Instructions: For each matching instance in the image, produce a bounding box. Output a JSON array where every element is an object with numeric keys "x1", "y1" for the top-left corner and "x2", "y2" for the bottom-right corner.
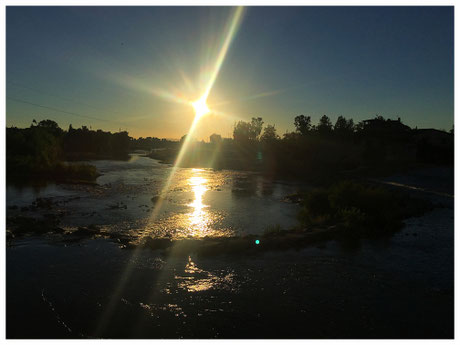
[
  {"x1": 337, "y1": 207, "x2": 367, "y2": 231},
  {"x1": 54, "y1": 162, "x2": 99, "y2": 181},
  {"x1": 298, "y1": 189, "x2": 332, "y2": 226},
  {"x1": 298, "y1": 181, "x2": 432, "y2": 236}
]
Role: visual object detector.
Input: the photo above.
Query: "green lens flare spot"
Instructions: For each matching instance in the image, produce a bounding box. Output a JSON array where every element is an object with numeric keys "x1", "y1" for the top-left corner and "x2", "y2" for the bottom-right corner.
[{"x1": 255, "y1": 239, "x2": 260, "y2": 245}]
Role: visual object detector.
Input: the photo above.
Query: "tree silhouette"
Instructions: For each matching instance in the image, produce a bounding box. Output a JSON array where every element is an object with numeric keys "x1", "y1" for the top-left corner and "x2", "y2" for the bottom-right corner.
[
  {"x1": 233, "y1": 121, "x2": 252, "y2": 142},
  {"x1": 294, "y1": 115, "x2": 311, "y2": 135},
  {"x1": 334, "y1": 116, "x2": 354, "y2": 137},
  {"x1": 317, "y1": 115, "x2": 333, "y2": 135},
  {"x1": 37, "y1": 119, "x2": 60, "y2": 130},
  {"x1": 250, "y1": 117, "x2": 264, "y2": 140},
  {"x1": 260, "y1": 124, "x2": 279, "y2": 143},
  {"x1": 334, "y1": 116, "x2": 347, "y2": 131},
  {"x1": 233, "y1": 117, "x2": 264, "y2": 142}
]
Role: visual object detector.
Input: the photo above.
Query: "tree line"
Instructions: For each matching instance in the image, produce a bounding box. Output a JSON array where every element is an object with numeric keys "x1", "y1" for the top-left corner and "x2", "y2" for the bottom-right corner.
[
  {"x1": 196, "y1": 114, "x2": 453, "y2": 180},
  {"x1": 6, "y1": 114, "x2": 453, "y2": 183},
  {"x1": 230, "y1": 114, "x2": 412, "y2": 143}
]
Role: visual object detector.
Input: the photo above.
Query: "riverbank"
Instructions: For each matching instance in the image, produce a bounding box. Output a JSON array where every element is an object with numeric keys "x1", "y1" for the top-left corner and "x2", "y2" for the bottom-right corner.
[
  {"x1": 147, "y1": 145, "x2": 451, "y2": 186},
  {"x1": 7, "y1": 161, "x2": 101, "y2": 184}
]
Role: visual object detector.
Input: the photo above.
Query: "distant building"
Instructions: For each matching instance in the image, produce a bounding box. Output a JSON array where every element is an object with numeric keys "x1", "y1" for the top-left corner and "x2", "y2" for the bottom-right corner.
[
  {"x1": 361, "y1": 117, "x2": 411, "y2": 133},
  {"x1": 358, "y1": 117, "x2": 415, "y2": 163},
  {"x1": 414, "y1": 129, "x2": 454, "y2": 164},
  {"x1": 414, "y1": 128, "x2": 453, "y2": 148}
]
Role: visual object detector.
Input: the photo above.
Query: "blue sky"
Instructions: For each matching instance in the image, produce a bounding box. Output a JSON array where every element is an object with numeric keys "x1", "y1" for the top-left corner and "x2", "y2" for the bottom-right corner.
[{"x1": 6, "y1": 6, "x2": 454, "y2": 139}]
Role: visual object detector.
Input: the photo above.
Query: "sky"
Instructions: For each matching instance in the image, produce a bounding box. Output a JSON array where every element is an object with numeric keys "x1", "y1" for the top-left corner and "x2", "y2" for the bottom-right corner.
[{"x1": 6, "y1": 6, "x2": 454, "y2": 140}]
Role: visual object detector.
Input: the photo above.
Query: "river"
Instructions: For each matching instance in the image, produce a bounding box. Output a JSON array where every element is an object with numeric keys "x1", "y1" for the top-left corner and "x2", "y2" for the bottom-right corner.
[
  {"x1": 7, "y1": 155, "x2": 300, "y2": 240},
  {"x1": 6, "y1": 156, "x2": 454, "y2": 338}
]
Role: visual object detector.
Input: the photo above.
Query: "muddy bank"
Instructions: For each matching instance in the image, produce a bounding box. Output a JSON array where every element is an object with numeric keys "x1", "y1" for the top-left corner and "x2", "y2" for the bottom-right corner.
[{"x1": 6, "y1": 210, "x2": 431, "y2": 258}]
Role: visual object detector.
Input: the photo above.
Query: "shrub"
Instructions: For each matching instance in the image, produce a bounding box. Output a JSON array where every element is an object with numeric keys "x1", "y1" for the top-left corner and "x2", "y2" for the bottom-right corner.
[
  {"x1": 298, "y1": 189, "x2": 332, "y2": 226},
  {"x1": 298, "y1": 181, "x2": 431, "y2": 236},
  {"x1": 55, "y1": 162, "x2": 99, "y2": 181},
  {"x1": 337, "y1": 207, "x2": 367, "y2": 231}
]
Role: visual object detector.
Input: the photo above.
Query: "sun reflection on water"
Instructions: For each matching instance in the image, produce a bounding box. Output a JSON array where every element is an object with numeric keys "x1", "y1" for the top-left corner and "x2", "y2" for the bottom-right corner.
[
  {"x1": 137, "y1": 168, "x2": 235, "y2": 240},
  {"x1": 175, "y1": 256, "x2": 235, "y2": 293},
  {"x1": 187, "y1": 169, "x2": 210, "y2": 236}
]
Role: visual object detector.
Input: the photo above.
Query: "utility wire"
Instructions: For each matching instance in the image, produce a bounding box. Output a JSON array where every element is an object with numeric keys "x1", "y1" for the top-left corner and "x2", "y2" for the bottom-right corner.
[
  {"x1": 7, "y1": 80, "x2": 128, "y2": 117},
  {"x1": 6, "y1": 96, "x2": 130, "y2": 129}
]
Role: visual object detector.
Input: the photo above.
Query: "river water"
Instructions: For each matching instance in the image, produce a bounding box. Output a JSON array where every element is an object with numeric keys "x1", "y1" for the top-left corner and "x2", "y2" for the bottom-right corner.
[
  {"x1": 6, "y1": 157, "x2": 454, "y2": 338},
  {"x1": 7, "y1": 155, "x2": 300, "y2": 239}
]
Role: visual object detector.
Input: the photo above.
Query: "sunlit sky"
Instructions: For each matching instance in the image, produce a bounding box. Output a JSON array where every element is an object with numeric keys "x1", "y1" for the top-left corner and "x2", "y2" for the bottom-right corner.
[{"x1": 6, "y1": 6, "x2": 454, "y2": 140}]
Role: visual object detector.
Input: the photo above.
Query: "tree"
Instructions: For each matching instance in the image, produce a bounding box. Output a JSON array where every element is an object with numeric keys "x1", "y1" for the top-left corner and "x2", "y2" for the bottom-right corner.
[
  {"x1": 233, "y1": 117, "x2": 264, "y2": 142},
  {"x1": 233, "y1": 121, "x2": 251, "y2": 142},
  {"x1": 346, "y1": 119, "x2": 355, "y2": 132},
  {"x1": 294, "y1": 115, "x2": 311, "y2": 135},
  {"x1": 35, "y1": 119, "x2": 63, "y2": 136},
  {"x1": 283, "y1": 131, "x2": 301, "y2": 141},
  {"x1": 334, "y1": 116, "x2": 355, "y2": 137},
  {"x1": 249, "y1": 117, "x2": 264, "y2": 140},
  {"x1": 334, "y1": 116, "x2": 347, "y2": 132},
  {"x1": 317, "y1": 115, "x2": 332, "y2": 135},
  {"x1": 112, "y1": 131, "x2": 130, "y2": 153},
  {"x1": 260, "y1": 124, "x2": 280, "y2": 143},
  {"x1": 37, "y1": 119, "x2": 59, "y2": 130}
]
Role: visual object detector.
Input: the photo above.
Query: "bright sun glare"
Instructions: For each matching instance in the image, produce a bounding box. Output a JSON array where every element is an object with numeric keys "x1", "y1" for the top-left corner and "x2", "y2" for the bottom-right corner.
[{"x1": 192, "y1": 96, "x2": 210, "y2": 119}]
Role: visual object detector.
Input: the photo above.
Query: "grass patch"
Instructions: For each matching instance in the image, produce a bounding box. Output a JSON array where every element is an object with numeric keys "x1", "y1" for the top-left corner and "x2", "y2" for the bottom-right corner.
[{"x1": 263, "y1": 224, "x2": 283, "y2": 236}]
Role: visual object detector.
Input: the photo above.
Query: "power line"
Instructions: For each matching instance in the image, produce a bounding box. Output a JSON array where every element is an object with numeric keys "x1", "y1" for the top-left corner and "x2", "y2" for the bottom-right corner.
[
  {"x1": 7, "y1": 80, "x2": 127, "y2": 117},
  {"x1": 6, "y1": 96, "x2": 130, "y2": 130}
]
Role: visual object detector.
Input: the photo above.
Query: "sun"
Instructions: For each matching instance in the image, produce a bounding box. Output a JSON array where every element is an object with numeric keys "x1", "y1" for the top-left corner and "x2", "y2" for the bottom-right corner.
[{"x1": 192, "y1": 96, "x2": 210, "y2": 119}]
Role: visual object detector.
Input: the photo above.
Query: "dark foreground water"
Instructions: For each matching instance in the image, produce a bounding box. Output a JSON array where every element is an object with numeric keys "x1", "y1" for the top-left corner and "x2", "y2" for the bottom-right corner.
[{"x1": 6, "y1": 160, "x2": 454, "y2": 338}]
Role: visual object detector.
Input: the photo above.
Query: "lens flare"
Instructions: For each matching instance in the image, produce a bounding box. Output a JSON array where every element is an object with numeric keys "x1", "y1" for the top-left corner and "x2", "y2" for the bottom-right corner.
[
  {"x1": 96, "y1": 8, "x2": 246, "y2": 335},
  {"x1": 192, "y1": 96, "x2": 210, "y2": 119}
]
